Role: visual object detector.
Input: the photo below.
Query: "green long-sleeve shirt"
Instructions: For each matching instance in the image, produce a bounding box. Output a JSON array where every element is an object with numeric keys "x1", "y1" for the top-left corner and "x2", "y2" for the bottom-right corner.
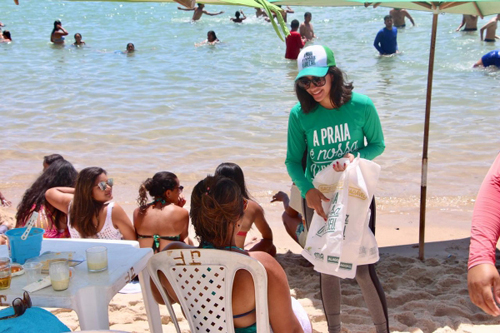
[{"x1": 285, "y1": 92, "x2": 385, "y2": 197}]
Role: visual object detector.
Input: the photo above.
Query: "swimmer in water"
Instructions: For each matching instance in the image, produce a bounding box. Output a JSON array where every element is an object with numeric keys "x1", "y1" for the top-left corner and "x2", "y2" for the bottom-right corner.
[
  {"x1": 195, "y1": 30, "x2": 220, "y2": 47},
  {"x1": 1, "y1": 30, "x2": 12, "y2": 43},
  {"x1": 73, "y1": 33, "x2": 85, "y2": 46},
  {"x1": 456, "y1": 15, "x2": 478, "y2": 32},
  {"x1": 230, "y1": 10, "x2": 246, "y2": 23},
  {"x1": 125, "y1": 43, "x2": 135, "y2": 53},
  {"x1": 50, "y1": 20, "x2": 68, "y2": 45},
  {"x1": 389, "y1": 8, "x2": 415, "y2": 28},
  {"x1": 177, "y1": 3, "x2": 224, "y2": 22}
]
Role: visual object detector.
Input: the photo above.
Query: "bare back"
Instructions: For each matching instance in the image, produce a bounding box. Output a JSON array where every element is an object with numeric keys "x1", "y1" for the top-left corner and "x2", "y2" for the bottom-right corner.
[
  {"x1": 390, "y1": 9, "x2": 406, "y2": 26},
  {"x1": 133, "y1": 203, "x2": 189, "y2": 252}
]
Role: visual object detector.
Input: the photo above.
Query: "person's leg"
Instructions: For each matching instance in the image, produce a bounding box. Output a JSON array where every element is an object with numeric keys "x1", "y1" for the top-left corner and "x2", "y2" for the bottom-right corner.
[
  {"x1": 355, "y1": 265, "x2": 389, "y2": 333},
  {"x1": 320, "y1": 273, "x2": 342, "y2": 333}
]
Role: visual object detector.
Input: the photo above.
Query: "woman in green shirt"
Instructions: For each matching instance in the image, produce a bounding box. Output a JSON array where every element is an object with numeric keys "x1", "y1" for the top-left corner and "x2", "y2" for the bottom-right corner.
[{"x1": 285, "y1": 45, "x2": 389, "y2": 333}]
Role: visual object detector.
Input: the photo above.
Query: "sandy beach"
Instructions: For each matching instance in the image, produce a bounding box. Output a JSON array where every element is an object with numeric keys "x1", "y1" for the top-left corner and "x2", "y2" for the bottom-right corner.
[{"x1": 2, "y1": 195, "x2": 500, "y2": 332}]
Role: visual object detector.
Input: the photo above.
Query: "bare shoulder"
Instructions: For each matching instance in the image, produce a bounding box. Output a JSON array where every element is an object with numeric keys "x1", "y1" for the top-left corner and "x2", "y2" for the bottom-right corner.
[{"x1": 249, "y1": 251, "x2": 282, "y2": 272}]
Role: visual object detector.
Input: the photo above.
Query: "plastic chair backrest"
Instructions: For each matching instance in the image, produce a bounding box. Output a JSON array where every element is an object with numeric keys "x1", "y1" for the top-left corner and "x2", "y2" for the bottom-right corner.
[{"x1": 147, "y1": 248, "x2": 270, "y2": 333}]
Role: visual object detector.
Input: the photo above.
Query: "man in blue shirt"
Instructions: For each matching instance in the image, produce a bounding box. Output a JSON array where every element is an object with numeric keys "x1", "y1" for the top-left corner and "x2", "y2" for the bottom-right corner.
[
  {"x1": 374, "y1": 15, "x2": 398, "y2": 55},
  {"x1": 473, "y1": 50, "x2": 500, "y2": 68}
]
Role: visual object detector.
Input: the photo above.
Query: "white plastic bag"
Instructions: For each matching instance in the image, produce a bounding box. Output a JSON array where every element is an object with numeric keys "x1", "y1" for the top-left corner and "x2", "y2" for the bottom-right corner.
[{"x1": 301, "y1": 156, "x2": 381, "y2": 279}]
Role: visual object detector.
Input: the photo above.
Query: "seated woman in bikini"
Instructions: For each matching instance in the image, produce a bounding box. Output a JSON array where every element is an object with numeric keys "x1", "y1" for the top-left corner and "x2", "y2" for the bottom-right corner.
[
  {"x1": 215, "y1": 163, "x2": 276, "y2": 256},
  {"x1": 152, "y1": 175, "x2": 311, "y2": 333},
  {"x1": 133, "y1": 171, "x2": 192, "y2": 252}
]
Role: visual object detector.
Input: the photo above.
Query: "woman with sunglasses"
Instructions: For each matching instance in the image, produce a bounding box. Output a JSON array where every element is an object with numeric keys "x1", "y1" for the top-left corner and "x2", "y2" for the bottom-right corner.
[
  {"x1": 285, "y1": 45, "x2": 388, "y2": 333},
  {"x1": 45, "y1": 167, "x2": 136, "y2": 240},
  {"x1": 134, "y1": 171, "x2": 192, "y2": 253}
]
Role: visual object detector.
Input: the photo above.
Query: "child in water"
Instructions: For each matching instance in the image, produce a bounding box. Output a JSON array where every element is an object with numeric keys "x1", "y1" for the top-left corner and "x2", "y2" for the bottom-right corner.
[
  {"x1": 73, "y1": 33, "x2": 85, "y2": 46},
  {"x1": 195, "y1": 30, "x2": 220, "y2": 47}
]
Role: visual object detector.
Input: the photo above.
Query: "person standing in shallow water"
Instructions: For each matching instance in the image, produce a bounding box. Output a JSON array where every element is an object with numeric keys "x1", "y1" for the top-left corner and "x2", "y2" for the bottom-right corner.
[
  {"x1": 231, "y1": 10, "x2": 246, "y2": 23},
  {"x1": 177, "y1": 3, "x2": 224, "y2": 21},
  {"x1": 389, "y1": 8, "x2": 415, "y2": 28},
  {"x1": 456, "y1": 15, "x2": 478, "y2": 32},
  {"x1": 285, "y1": 45, "x2": 388, "y2": 333},
  {"x1": 374, "y1": 15, "x2": 398, "y2": 55},
  {"x1": 50, "y1": 20, "x2": 68, "y2": 45},
  {"x1": 300, "y1": 12, "x2": 316, "y2": 41}
]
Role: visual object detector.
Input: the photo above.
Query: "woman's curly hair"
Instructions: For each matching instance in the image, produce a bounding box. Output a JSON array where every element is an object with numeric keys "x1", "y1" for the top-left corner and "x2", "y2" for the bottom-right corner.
[{"x1": 190, "y1": 175, "x2": 244, "y2": 248}]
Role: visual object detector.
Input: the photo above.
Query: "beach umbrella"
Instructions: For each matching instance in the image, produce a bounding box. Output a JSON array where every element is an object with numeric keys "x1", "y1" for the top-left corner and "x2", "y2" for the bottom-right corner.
[{"x1": 343, "y1": 0, "x2": 500, "y2": 260}]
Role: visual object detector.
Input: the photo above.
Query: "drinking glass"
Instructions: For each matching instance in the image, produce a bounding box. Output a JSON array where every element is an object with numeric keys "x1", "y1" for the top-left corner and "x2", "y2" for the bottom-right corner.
[
  {"x1": 49, "y1": 259, "x2": 70, "y2": 291},
  {"x1": 86, "y1": 246, "x2": 108, "y2": 272},
  {"x1": 0, "y1": 257, "x2": 11, "y2": 290},
  {"x1": 24, "y1": 262, "x2": 43, "y2": 284}
]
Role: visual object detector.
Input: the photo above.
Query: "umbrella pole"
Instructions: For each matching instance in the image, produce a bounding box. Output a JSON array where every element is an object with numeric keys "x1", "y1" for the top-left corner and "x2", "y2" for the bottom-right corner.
[{"x1": 419, "y1": 12, "x2": 439, "y2": 261}]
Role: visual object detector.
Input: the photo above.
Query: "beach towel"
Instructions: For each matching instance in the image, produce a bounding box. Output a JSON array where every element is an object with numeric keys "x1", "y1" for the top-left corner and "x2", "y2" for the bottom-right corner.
[
  {"x1": 302, "y1": 156, "x2": 381, "y2": 279},
  {"x1": 0, "y1": 306, "x2": 70, "y2": 332}
]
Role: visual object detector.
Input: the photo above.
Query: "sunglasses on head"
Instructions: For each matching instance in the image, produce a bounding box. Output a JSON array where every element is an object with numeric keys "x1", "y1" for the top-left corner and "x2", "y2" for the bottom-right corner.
[
  {"x1": 297, "y1": 74, "x2": 328, "y2": 90},
  {"x1": 96, "y1": 178, "x2": 114, "y2": 191},
  {"x1": 0, "y1": 291, "x2": 32, "y2": 320}
]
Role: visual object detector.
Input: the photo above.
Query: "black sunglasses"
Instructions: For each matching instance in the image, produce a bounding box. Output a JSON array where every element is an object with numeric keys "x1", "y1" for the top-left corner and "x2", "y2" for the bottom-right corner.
[
  {"x1": 297, "y1": 74, "x2": 328, "y2": 90},
  {"x1": 0, "y1": 291, "x2": 32, "y2": 320}
]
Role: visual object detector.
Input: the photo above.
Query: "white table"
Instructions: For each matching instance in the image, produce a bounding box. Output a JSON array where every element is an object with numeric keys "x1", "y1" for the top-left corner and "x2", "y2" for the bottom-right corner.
[{"x1": 0, "y1": 239, "x2": 162, "y2": 332}]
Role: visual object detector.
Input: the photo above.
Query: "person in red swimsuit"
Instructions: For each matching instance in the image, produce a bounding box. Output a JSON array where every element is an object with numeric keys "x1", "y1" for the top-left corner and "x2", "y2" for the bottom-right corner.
[
  {"x1": 468, "y1": 152, "x2": 500, "y2": 316},
  {"x1": 285, "y1": 19, "x2": 306, "y2": 60}
]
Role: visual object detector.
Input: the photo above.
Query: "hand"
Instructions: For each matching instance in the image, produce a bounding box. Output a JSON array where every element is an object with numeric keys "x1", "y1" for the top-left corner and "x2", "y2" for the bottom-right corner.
[
  {"x1": 332, "y1": 153, "x2": 354, "y2": 172},
  {"x1": 271, "y1": 191, "x2": 287, "y2": 203},
  {"x1": 0, "y1": 198, "x2": 11, "y2": 207},
  {"x1": 305, "y1": 188, "x2": 329, "y2": 221},
  {"x1": 220, "y1": 11, "x2": 225, "y2": 14},
  {"x1": 468, "y1": 264, "x2": 500, "y2": 316},
  {"x1": 177, "y1": 196, "x2": 186, "y2": 208}
]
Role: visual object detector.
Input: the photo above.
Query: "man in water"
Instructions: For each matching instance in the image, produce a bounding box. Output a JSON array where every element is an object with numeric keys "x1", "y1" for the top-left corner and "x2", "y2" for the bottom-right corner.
[
  {"x1": 255, "y1": 8, "x2": 267, "y2": 18},
  {"x1": 480, "y1": 14, "x2": 500, "y2": 42},
  {"x1": 374, "y1": 15, "x2": 398, "y2": 55},
  {"x1": 389, "y1": 8, "x2": 415, "y2": 28},
  {"x1": 177, "y1": 3, "x2": 224, "y2": 21},
  {"x1": 266, "y1": 5, "x2": 293, "y2": 23},
  {"x1": 456, "y1": 15, "x2": 478, "y2": 32},
  {"x1": 473, "y1": 49, "x2": 500, "y2": 68},
  {"x1": 300, "y1": 12, "x2": 316, "y2": 41}
]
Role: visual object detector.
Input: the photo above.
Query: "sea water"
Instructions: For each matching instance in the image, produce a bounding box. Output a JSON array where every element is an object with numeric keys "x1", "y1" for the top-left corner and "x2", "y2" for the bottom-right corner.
[{"x1": 1, "y1": 1, "x2": 499, "y2": 211}]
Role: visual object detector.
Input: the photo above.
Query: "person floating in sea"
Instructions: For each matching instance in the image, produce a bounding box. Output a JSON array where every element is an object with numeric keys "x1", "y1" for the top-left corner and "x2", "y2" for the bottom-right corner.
[
  {"x1": 480, "y1": 14, "x2": 500, "y2": 42},
  {"x1": 300, "y1": 12, "x2": 316, "y2": 42},
  {"x1": 389, "y1": 8, "x2": 415, "y2": 28},
  {"x1": 125, "y1": 43, "x2": 135, "y2": 53},
  {"x1": 230, "y1": 10, "x2": 246, "y2": 23},
  {"x1": 50, "y1": 20, "x2": 68, "y2": 45},
  {"x1": 195, "y1": 30, "x2": 220, "y2": 47},
  {"x1": 473, "y1": 50, "x2": 500, "y2": 68},
  {"x1": 374, "y1": 15, "x2": 399, "y2": 56},
  {"x1": 73, "y1": 33, "x2": 85, "y2": 46},
  {"x1": 456, "y1": 15, "x2": 478, "y2": 32},
  {"x1": 177, "y1": 3, "x2": 224, "y2": 21},
  {"x1": 286, "y1": 19, "x2": 306, "y2": 60},
  {"x1": 1, "y1": 30, "x2": 11, "y2": 43}
]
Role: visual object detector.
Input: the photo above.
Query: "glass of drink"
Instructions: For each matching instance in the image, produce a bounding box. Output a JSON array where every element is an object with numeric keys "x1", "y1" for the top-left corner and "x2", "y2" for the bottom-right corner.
[
  {"x1": 86, "y1": 246, "x2": 108, "y2": 272},
  {"x1": 0, "y1": 257, "x2": 11, "y2": 290},
  {"x1": 49, "y1": 259, "x2": 70, "y2": 291},
  {"x1": 24, "y1": 262, "x2": 43, "y2": 284}
]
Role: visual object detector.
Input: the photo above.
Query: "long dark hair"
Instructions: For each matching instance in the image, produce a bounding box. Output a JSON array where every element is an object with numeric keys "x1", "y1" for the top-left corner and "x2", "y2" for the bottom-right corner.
[
  {"x1": 137, "y1": 171, "x2": 178, "y2": 213},
  {"x1": 70, "y1": 167, "x2": 106, "y2": 238},
  {"x1": 190, "y1": 175, "x2": 244, "y2": 248},
  {"x1": 16, "y1": 159, "x2": 77, "y2": 228},
  {"x1": 51, "y1": 20, "x2": 62, "y2": 36},
  {"x1": 214, "y1": 162, "x2": 251, "y2": 200},
  {"x1": 295, "y1": 66, "x2": 354, "y2": 114}
]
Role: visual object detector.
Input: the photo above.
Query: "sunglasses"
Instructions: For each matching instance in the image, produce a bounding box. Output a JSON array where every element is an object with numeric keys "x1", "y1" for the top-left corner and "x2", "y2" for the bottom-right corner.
[
  {"x1": 0, "y1": 291, "x2": 32, "y2": 320},
  {"x1": 175, "y1": 185, "x2": 184, "y2": 193},
  {"x1": 96, "y1": 178, "x2": 114, "y2": 191},
  {"x1": 297, "y1": 74, "x2": 328, "y2": 90}
]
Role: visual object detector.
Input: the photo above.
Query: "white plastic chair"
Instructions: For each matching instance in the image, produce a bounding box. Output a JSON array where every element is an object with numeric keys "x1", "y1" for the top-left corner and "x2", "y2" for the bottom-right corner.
[{"x1": 147, "y1": 248, "x2": 270, "y2": 333}]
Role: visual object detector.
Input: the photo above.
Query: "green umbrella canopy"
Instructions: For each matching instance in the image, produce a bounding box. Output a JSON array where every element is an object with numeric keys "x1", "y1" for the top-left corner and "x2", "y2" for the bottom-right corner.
[{"x1": 269, "y1": 0, "x2": 362, "y2": 6}]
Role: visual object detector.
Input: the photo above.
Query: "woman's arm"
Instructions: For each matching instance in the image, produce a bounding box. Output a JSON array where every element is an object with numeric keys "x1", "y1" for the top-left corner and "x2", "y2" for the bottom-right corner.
[
  {"x1": 357, "y1": 97, "x2": 385, "y2": 160},
  {"x1": 251, "y1": 252, "x2": 304, "y2": 333},
  {"x1": 111, "y1": 203, "x2": 137, "y2": 240},
  {"x1": 247, "y1": 201, "x2": 276, "y2": 256},
  {"x1": 468, "y1": 153, "x2": 500, "y2": 316},
  {"x1": 45, "y1": 187, "x2": 74, "y2": 214}
]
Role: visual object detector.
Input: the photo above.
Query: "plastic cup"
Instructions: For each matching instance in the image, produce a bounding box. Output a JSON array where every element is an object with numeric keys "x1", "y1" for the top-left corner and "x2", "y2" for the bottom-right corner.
[
  {"x1": 5, "y1": 227, "x2": 44, "y2": 264},
  {"x1": 86, "y1": 246, "x2": 108, "y2": 272},
  {"x1": 0, "y1": 257, "x2": 11, "y2": 290},
  {"x1": 24, "y1": 262, "x2": 43, "y2": 284},
  {"x1": 49, "y1": 259, "x2": 70, "y2": 291}
]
